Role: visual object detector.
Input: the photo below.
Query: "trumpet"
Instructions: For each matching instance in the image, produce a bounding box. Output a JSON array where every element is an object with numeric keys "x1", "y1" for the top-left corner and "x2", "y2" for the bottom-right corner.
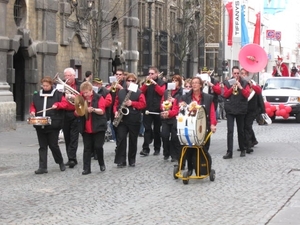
[
  {"x1": 111, "y1": 80, "x2": 120, "y2": 92},
  {"x1": 145, "y1": 72, "x2": 164, "y2": 86},
  {"x1": 232, "y1": 79, "x2": 239, "y2": 95}
]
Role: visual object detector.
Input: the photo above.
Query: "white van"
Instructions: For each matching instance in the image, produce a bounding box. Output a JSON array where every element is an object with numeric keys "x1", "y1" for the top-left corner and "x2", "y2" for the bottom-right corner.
[{"x1": 262, "y1": 77, "x2": 300, "y2": 123}]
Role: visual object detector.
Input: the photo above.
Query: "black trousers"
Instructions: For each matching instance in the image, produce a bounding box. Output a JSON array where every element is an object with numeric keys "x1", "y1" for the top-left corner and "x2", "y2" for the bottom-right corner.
[
  {"x1": 244, "y1": 111, "x2": 257, "y2": 149},
  {"x1": 226, "y1": 114, "x2": 245, "y2": 153},
  {"x1": 161, "y1": 121, "x2": 181, "y2": 160},
  {"x1": 63, "y1": 116, "x2": 79, "y2": 162},
  {"x1": 142, "y1": 113, "x2": 161, "y2": 153},
  {"x1": 114, "y1": 122, "x2": 140, "y2": 165},
  {"x1": 82, "y1": 131, "x2": 105, "y2": 172},
  {"x1": 36, "y1": 128, "x2": 64, "y2": 169}
]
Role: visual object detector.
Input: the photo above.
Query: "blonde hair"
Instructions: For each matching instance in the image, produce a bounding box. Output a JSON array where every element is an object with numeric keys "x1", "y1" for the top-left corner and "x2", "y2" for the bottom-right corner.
[{"x1": 80, "y1": 81, "x2": 93, "y2": 92}]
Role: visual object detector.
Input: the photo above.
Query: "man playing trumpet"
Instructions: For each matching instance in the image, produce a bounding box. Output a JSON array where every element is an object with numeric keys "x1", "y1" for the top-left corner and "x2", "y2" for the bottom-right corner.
[{"x1": 140, "y1": 67, "x2": 166, "y2": 156}]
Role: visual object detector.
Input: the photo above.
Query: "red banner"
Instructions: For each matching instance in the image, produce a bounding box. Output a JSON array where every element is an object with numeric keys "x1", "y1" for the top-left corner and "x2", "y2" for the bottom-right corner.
[
  {"x1": 253, "y1": 12, "x2": 261, "y2": 45},
  {"x1": 225, "y1": 2, "x2": 233, "y2": 46}
]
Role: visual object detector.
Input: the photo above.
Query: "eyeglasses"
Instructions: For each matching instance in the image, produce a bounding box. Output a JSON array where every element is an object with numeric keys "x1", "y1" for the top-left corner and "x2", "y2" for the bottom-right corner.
[
  {"x1": 185, "y1": 86, "x2": 191, "y2": 88},
  {"x1": 127, "y1": 80, "x2": 135, "y2": 82},
  {"x1": 116, "y1": 73, "x2": 123, "y2": 75},
  {"x1": 233, "y1": 72, "x2": 240, "y2": 74}
]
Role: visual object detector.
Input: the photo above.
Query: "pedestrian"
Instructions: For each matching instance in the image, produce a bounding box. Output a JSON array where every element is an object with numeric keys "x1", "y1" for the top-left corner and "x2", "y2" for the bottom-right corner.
[{"x1": 29, "y1": 76, "x2": 66, "y2": 174}]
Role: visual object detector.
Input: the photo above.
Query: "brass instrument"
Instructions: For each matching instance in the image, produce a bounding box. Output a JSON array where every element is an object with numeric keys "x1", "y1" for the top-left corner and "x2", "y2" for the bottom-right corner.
[
  {"x1": 145, "y1": 110, "x2": 160, "y2": 115},
  {"x1": 162, "y1": 89, "x2": 172, "y2": 111},
  {"x1": 232, "y1": 79, "x2": 239, "y2": 95},
  {"x1": 113, "y1": 90, "x2": 132, "y2": 127},
  {"x1": 111, "y1": 80, "x2": 120, "y2": 92},
  {"x1": 145, "y1": 72, "x2": 164, "y2": 86},
  {"x1": 54, "y1": 73, "x2": 80, "y2": 104}
]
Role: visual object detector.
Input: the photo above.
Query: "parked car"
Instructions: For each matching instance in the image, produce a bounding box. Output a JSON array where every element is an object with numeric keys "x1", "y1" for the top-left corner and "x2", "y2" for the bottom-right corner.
[{"x1": 262, "y1": 77, "x2": 300, "y2": 123}]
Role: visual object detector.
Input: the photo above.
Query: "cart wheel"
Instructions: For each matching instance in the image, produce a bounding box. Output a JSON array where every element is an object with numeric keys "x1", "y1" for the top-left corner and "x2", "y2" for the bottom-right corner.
[
  {"x1": 209, "y1": 169, "x2": 216, "y2": 181},
  {"x1": 182, "y1": 171, "x2": 189, "y2": 185},
  {"x1": 173, "y1": 165, "x2": 179, "y2": 179}
]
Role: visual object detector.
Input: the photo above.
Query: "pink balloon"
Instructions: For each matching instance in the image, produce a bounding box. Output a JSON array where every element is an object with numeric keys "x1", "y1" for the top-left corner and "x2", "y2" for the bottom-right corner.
[
  {"x1": 279, "y1": 104, "x2": 285, "y2": 109},
  {"x1": 283, "y1": 113, "x2": 289, "y2": 119},
  {"x1": 269, "y1": 111, "x2": 274, "y2": 117},
  {"x1": 265, "y1": 102, "x2": 271, "y2": 108},
  {"x1": 285, "y1": 106, "x2": 292, "y2": 113},
  {"x1": 280, "y1": 109, "x2": 287, "y2": 116},
  {"x1": 275, "y1": 110, "x2": 281, "y2": 116},
  {"x1": 266, "y1": 107, "x2": 271, "y2": 115},
  {"x1": 271, "y1": 105, "x2": 276, "y2": 112}
]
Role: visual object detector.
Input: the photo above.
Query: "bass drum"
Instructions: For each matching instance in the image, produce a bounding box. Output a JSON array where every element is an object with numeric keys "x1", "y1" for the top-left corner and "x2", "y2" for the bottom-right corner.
[
  {"x1": 177, "y1": 106, "x2": 207, "y2": 146},
  {"x1": 27, "y1": 116, "x2": 52, "y2": 126}
]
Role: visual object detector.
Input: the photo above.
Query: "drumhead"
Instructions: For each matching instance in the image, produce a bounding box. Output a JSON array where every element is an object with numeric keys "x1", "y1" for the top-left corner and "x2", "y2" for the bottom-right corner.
[{"x1": 195, "y1": 106, "x2": 207, "y2": 145}]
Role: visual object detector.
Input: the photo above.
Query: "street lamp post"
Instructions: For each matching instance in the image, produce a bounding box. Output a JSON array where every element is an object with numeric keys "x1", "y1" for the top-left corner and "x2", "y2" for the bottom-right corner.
[{"x1": 147, "y1": 0, "x2": 154, "y2": 67}]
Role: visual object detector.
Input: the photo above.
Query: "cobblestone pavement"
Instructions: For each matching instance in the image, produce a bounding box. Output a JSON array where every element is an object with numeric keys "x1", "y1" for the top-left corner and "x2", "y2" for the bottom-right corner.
[{"x1": 1, "y1": 119, "x2": 300, "y2": 225}]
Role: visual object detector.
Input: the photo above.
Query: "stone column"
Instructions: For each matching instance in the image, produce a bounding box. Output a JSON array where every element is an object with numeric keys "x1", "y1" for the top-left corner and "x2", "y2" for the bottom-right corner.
[
  {"x1": 124, "y1": 0, "x2": 139, "y2": 74},
  {"x1": 0, "y1": 0, "x2": 16, "y2": 131}
]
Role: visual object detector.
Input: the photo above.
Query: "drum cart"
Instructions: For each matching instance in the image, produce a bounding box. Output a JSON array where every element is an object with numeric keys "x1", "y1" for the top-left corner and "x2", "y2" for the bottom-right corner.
[{"x1": 173, "y1": 131, "x2": 215, "y2": 185}]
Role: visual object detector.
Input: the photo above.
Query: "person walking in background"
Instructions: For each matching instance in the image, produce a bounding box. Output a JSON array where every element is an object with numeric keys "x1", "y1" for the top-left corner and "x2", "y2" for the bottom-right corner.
[
  {"x1": 140, "y1": 67, "x2": 166, "y2": 156},
  {"x1": 83, "y1": 71, "x2": 93, "y2": 82},
  {"x1": 29, "y1": 76, "x2": 66, "y2": 174},
  {"x1": 218, "y1": 82, "x2": 226, "y2": 120},
  {"x1": 222, "y1": 66, "x2": 250, "y2": 159},
  {"x1": 113, "y1": 73, "x2": 146, "y2": 167}
]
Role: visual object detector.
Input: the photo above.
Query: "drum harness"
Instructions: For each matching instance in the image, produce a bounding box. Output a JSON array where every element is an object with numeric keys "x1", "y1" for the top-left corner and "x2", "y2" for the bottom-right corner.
[{"x1": 39, "y1": 89, "x2": 55, "y2": 128}]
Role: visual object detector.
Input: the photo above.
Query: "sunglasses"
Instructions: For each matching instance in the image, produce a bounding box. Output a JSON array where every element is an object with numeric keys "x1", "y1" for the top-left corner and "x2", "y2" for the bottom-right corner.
[
  {"x1": 185, "y1": 86, "x2": 191, "y2": 88},
  {"x1": 116, "y1": 73, "x2": 123, "y2": 75},
  {"x1": 233, "y1": 72, "x2": 240, "y2": 74},
  {"x1": 127, "y1": 80, "x2": 135, "y2": 82}
]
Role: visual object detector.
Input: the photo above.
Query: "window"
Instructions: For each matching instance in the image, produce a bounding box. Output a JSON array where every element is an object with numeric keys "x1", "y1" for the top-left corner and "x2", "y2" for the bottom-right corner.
[{"x1": 14, "y1": 0, "x2": 26, "y2": 27}]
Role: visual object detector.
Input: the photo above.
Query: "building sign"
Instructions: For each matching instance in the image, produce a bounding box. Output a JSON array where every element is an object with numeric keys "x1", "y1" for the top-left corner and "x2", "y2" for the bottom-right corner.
[
  {"x1": 233, "y1": 0, "x2": 241, "y2": 38},
  {"x1": 266, "y1": 30, "x2": 275, "y2": 40},
  {"x1": 205, "y1": 43, "x2": 220, "y2": 48},
  {"x1": 275, "y1": 31, "x2": 281, "y2": 41}
]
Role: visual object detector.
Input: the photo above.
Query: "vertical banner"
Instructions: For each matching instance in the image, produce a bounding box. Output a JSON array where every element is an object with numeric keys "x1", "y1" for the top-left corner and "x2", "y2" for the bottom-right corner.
[
  {"x1": 241, "y1": 5, "x2": 249, "y2": 47},
  {"x1": 225, "y1": 2, "x2": 233, "y2": 46},
  {"x1": 233, "y1": 0, "x2": 241, "y2": 39},
  {"x1": 253, "y1": 12, "x2": 261, "y2": 45}
]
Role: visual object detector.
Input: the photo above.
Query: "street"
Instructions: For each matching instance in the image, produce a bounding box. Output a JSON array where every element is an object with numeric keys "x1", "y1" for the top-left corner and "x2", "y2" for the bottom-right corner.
[{"x1": 1, "y1": 119, "x2": 300, "y2": 225}]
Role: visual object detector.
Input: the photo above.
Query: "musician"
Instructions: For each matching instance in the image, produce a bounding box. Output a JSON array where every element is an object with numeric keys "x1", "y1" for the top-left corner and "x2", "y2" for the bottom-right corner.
[
  {"x1": 92, "y1": 78, "x2": 113, "y2": 158},
  {"x1": 240, "y1": 68, "x2": 262, "y2": 152},
  {"x1": 83, "y1": 71, "x2": 93, "y2": 83},
  {"x1": 113, "y1": 73, "x2": 146, "y2": 167},
  {"x1": 60, "y1": 68, "x2": 81, "y2": 168},
  {"x1": 108, "y1": 69, "x2": 127, "y2": 150},
  {"x1": 76, "y1": 81, "x2": 107, "y2": 175},
  {"x1": 180, "y1": 77, "x2": 217, "y2": 175},
  {"x1": 222, "y1": 66, "x2": 250, "y2": 159},
  {"x1": 140, "y1": 67, "x2": 166, "y2": 156},
  {"x1": 183, "y1": 78, "x2": 192, "y2": 94},
  {"x1": 272, "y1": 56, "x2": 289, "y2": 77},
  {"x1": 29, "y1": 76, "x2": 66, "y2": 174},
  {"x1": 161, "y1": 75, "x2": 182, "y2": 162}
]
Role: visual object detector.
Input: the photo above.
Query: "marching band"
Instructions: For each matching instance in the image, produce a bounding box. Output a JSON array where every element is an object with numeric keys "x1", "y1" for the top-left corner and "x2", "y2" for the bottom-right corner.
[{"x1": 28, "y1": 65, "x2": 265, "y2": 176}]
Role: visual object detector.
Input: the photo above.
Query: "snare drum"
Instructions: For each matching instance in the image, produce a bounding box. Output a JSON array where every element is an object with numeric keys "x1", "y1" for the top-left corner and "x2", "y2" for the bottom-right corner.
[
  {"x1": 27, "y1": 117, "x2": 51, "y2": 126},
  {"x1": 177, "y1": 106, "x2": 207, "y2": 146}
]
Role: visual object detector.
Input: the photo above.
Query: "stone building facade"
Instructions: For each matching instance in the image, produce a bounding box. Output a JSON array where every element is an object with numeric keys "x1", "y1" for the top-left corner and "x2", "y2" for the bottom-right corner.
[{"x1": 0, "y1": 0, "x2": 222, "y2": 130}]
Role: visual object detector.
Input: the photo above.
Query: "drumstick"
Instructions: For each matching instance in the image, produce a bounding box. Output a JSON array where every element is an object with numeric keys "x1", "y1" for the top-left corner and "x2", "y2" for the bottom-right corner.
[{"x1": 36, "y1": 107, "x2": 53, "y2": 114}]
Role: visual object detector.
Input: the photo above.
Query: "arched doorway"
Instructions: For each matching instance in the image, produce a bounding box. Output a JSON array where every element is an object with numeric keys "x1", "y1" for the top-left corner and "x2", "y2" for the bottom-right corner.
[{"x1": 13, "y1": 48, "x2": 25, "y2": 121}]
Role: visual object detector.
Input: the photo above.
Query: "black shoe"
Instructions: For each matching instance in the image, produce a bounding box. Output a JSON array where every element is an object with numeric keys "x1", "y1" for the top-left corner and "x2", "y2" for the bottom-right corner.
[
  {"x1": 163, "y1": 156, "x2": 169, "y2": 160},
  {"x1": 237, "y1": 148, "x2": 241, "y2": 151},
  {"x1": 129, "y1": 163, "x2": 135, "y2": 167},
  {"x1": 35, "y1": 168, "x2": 48, "y2": 174},
  {"x1": 100, "y1": 165, "x2": 106, "y2": 171},
  {"x1": 188, "y1": 170, "x2": 193, "y2": 176},
  {"x1": 117, "y1": 162, "x2": 126, "y2": 168},
  {"x1": 153, "y1": 151, "x2": 160, "y2": 156},
  {"x1": 59, "y1": 163, "x2": 66, "y2": 171},
  {"x1": 240, "y1": 150, "x2": 246, "y2": 157},
  {"x1": 171, "y1": 158, "x2": 177, "y2": 162},
  {"x1": 223, "y1": 152, "x2": 232, "y2": 159},
  {"x1": 82, "y1": 170, "x2": 91, "y2": 175},
  {"x1": 252, "y1": 141, "x2": 258, "y2": 147},
  {"x1": 140, "y1": 150, "x2": 149, "y2": 156},
  {"x1": 246, "y1": 149, "x2": 253, "y2": 154},
  {"x1": 69, "y1": 160, "x2": 77, "y2": 168},
  {"x1": 138, "y1": 134, "x2": 144, "y2": 137}
]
